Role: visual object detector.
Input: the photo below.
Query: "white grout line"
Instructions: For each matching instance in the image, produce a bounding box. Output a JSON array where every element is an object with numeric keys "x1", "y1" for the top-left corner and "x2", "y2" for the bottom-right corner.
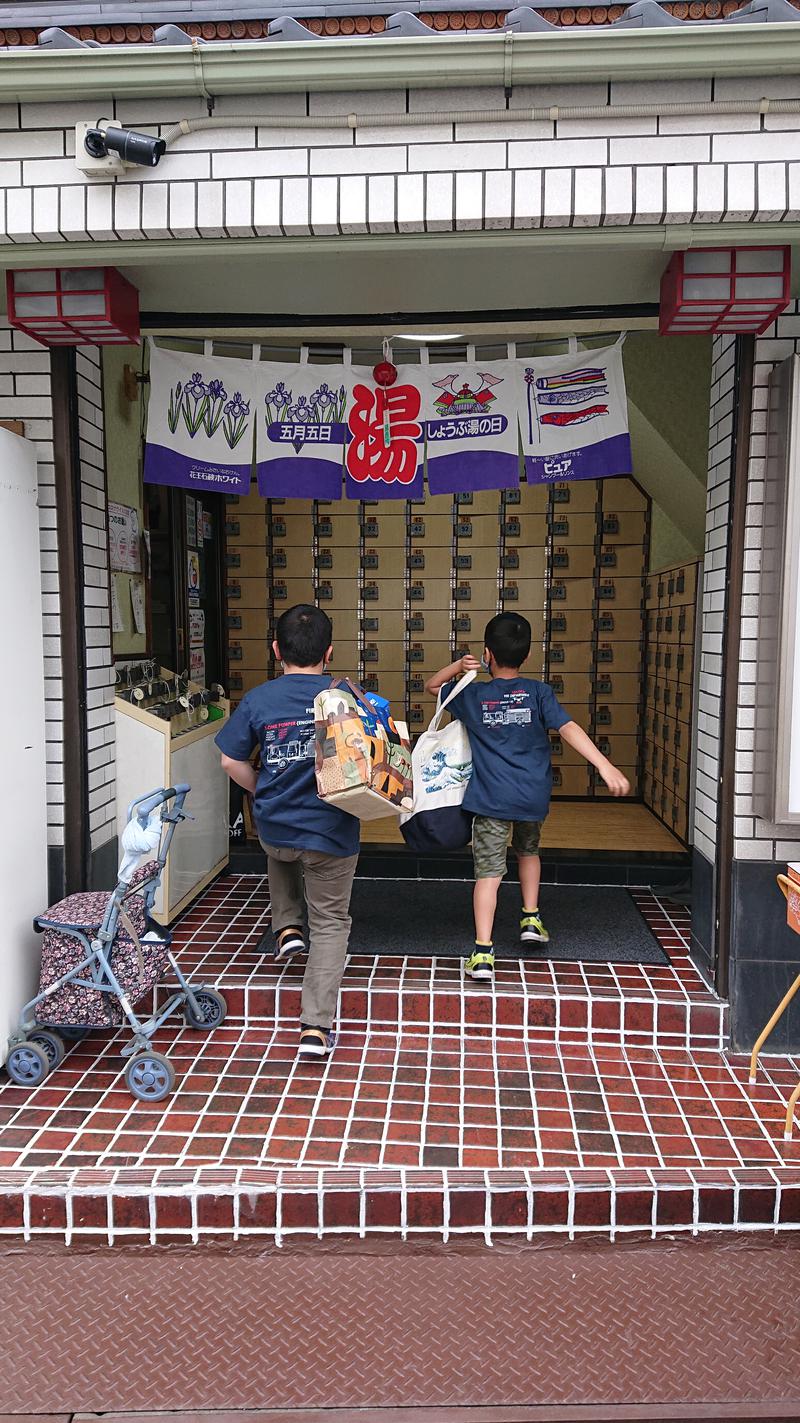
[
  {"x1": 617, "y1": 1045, "x2": 668, "y2": 1169},
  {"x1": 334, "y1": 1015, "x2": 372, "y2": 1170},
  {"x1": 585, "y1": 1035, "x2": 625, "y2": 1169}
]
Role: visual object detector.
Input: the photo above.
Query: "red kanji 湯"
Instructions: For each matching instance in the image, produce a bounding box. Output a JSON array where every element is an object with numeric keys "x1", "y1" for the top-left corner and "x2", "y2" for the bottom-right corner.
[{"x1": 346, "y1": 382, "x2": 421, "y2": 486}]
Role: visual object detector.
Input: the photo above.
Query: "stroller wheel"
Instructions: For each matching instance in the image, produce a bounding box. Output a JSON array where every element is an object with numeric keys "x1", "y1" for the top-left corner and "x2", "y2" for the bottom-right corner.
[
  {"x1": 184, "y1": 988, "x2": 227, "y2": 1030},
  {"x1": 29, "y1": 1030, "x2": 65, "y2": 1071},
  {"x1": 125, "y1": 1051, "x2": 175, "y2": 1103},
  {"x1": 5, "y1": 1040, "x2": 49, "y2": 1087}
]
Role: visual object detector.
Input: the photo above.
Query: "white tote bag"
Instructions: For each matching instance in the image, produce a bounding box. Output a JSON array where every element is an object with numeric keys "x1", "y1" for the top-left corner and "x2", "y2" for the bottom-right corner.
[{"x1": 399, "y1": 671, "x2": 477, "y2": 851}]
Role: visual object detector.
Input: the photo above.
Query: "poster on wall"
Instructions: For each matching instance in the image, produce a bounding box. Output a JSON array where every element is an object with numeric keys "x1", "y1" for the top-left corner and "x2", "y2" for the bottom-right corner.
[
  {"x1": 111, "y1": 577, "x2": 124, "y2": 634},
  {"x1": 144, "y1": 344, "x2": 257, "y2": 495},
  {"x1": 108, "y1": 502, "x2": 142, "y2": 573},
  {"x1": 130, "y1": 578, "x2": 146, "y2": 636},
  {"x1": 256, "y1": 360, "x2": 350, "y2": 499},
  {"x1": 419, "y1": 361, "x2": 520, "y2": 495},
  {"x1": 187, "y1": 550, "x2": 201, "y2": 600},
  {"x1": 345, "y1": 366, "x2": 424, "y2": 501},
  {"x1": 518, "y1": 339, "x2": 632, "y2": 485},
  {"x1": 190, "y1": 646, "x2": 206, "y2": 684},
  {"x1": 185, "y1": 494, "x2": 197, "y2": 549},
  {"x1": 189, "y1": 608, "x2": 205, "y2": 646}
]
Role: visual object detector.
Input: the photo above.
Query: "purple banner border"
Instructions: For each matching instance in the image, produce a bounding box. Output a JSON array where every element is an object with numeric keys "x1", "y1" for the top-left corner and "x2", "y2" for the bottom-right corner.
[
  {"x1": 524, "y1": 433, "x2": 633, "y2": 486},
  {"x1": 144, "y1": 442, "x2": 252, "y2": 495}
]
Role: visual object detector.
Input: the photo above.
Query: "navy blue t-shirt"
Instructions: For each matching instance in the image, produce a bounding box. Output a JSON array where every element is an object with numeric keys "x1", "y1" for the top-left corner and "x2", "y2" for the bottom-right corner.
[
  {"x1": 215, "y1": 675, "x2": 360, "y2": 858},
  {"x1": 443, "y1": 676, "x2": 571, "y2": 822}
]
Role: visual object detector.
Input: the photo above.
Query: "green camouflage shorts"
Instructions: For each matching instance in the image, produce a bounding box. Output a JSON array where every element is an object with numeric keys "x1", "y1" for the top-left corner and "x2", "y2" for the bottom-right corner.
[{"x1": 472, "y1": 816, "x2": 543, "y2": 879}]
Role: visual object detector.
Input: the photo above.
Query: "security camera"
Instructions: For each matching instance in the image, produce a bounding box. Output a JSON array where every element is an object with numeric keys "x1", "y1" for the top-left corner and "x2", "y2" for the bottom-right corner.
[{"x1": 75, "y1": 119, "x2": 166, "y2": 175}]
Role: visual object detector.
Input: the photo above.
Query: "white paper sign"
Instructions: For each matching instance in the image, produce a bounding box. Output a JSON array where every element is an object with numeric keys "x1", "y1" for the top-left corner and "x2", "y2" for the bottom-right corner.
[
  {"x1": 130, "y1": 577, "x2": 146, "y2": 636},
  {"x1": 190, "y1": 646, "x2": 206, "y2": 684},
  {"x1": 111, "y1": 576, "x2": 124, "y2": 633},
  {"x1": 108, "y1": 502, "x2": 142, "y2": 574},
  {"x1": 189, "y1": 608, "x2": 205, "y2": 646}
]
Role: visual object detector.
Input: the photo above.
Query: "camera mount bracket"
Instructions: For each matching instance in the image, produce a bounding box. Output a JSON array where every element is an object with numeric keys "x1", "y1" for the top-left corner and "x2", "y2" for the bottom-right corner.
[{"x1": 75, "y1": 120, "x2": 127, "y2": 175}]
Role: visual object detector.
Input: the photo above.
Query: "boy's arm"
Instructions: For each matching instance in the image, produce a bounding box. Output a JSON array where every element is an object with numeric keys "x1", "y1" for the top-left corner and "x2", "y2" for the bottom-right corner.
[
  {"x1": 216, "y1": 692, "x2": 258, "y2": 794},
  {"x1": 425, "y1": 653, "x2": 481, "y2": 697},
  {"x1": 560, "y1": 720, "x2": 631, "y2": 797},
  {"x1": 220, "y1": 754, "x2": 258, "y2": 795}
]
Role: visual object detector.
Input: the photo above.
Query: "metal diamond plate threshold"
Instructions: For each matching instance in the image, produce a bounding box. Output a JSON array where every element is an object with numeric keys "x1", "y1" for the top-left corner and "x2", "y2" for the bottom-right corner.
[{"x1": 1, "y1": 1237, "x2": 800, "y2": 1414}]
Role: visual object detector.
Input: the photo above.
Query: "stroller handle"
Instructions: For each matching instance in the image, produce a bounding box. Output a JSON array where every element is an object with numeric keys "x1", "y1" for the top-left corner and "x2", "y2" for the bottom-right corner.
[{"x1": 128, "y1": 784, "x2": 190, "y2": 824}]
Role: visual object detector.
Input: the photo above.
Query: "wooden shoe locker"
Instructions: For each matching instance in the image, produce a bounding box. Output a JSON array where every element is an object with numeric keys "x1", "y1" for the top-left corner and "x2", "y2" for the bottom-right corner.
[
  {"x1": 545, "y1": 477, "x2": 648, "y2": 800},
  {"x1": 642, "y1": 560, "x2": 700, "y2": 845},
  {"x1": 223, "y1": 475, "x2": 652, "y2": 822}
]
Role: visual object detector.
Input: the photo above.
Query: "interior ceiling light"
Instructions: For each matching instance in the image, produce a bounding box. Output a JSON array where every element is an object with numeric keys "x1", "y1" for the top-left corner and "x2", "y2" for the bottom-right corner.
[{"x1": 394, "y1": 333, "x2": 467, "y2": 342}]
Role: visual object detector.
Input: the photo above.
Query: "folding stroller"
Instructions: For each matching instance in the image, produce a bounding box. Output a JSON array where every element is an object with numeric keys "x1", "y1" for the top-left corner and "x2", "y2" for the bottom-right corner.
[{"x1": 4, "y1": 785, "x2": 227, "y2": 1102}]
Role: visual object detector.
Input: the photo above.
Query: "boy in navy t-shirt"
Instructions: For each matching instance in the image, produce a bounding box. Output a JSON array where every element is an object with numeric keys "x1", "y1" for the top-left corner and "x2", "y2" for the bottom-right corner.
[
  {"x1": 216, "y1": 604, "x2": 359, "y2": 1059},
  {"x1": 427, "y1": 612, "x2": 630, "y2": 981}
]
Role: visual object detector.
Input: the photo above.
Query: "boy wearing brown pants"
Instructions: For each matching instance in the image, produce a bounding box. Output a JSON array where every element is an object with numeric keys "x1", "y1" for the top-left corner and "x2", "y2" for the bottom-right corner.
[{"x1": 217, "y1": 604, "x2": 359, "y2": 1058}]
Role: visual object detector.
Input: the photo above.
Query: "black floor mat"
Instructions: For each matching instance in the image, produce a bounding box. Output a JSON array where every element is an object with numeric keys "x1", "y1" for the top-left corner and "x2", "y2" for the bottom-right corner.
[{"x1": 347, "y1": 879, "x2": 669, "y2": 965}]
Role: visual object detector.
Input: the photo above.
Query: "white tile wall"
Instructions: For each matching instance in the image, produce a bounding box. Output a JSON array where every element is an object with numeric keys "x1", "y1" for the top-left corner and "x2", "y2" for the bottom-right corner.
[
  {"x1": 732, "y1": 300, "x2": 800, "y2": 863},
  {"x1": 0, "y1": 88, "x2": 799, "y2": 241},
  {"x1": 693, "y1": 333, "x2": 736, "y2": 867},
  {"x1": 75, "y1": 346, "x2": 115, "y2": 857}
]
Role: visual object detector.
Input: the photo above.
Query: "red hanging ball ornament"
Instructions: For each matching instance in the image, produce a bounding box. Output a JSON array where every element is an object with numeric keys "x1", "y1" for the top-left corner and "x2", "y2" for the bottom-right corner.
[{"x1": 373, "y1": 360, "x2": 397, "y2": 388}]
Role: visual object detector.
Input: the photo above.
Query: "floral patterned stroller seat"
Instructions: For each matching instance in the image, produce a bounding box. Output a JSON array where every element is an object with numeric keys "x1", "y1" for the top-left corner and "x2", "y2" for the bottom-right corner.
[
  {"x1": 35, "y1": 862, "x2": 166, "y2": 1027},
  {"x1": 5, "y1": 785, "x2": 227, "y2": 1102}
]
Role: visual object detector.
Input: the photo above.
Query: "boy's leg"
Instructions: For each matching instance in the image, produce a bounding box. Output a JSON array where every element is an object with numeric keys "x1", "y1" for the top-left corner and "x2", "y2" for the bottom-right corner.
[
  {"x1": 260, "y1": 842, "x2": 305, "y2": 957},
  {"x1": 474, "y1": 877, "x2": 503, "y2": 944},
  {"x1": 513, "y1": 822, "x2": 549, "y2": 943},
  {"x1": 299, "y1": 849, "x2": 359, "y2": 1032},
  {"x1": 467, "y1": 817, "x2": 510, "y2": 980},
  {"x1": 518, "y1": 854, "x2": 542, "y2": 911}
]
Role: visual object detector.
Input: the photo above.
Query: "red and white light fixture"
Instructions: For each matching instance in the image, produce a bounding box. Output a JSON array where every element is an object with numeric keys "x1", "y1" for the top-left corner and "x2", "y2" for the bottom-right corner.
[
  {"x1": 7, "y1": 266, "x2": 140, "y2": 347},
  {"x1": 659, "y1": 246, "x2": 791, "y2": 336}
]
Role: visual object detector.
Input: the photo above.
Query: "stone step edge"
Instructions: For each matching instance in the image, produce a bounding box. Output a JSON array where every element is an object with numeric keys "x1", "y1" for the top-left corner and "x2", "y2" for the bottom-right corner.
[{"x1": 0, "y1": 1163, "x2": 796, "y2": 1245}]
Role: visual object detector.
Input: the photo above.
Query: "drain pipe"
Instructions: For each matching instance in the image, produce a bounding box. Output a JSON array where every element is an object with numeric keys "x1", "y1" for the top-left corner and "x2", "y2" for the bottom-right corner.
[{"x1": 162, "y1": 94, "x2": 789, "y2": 142}]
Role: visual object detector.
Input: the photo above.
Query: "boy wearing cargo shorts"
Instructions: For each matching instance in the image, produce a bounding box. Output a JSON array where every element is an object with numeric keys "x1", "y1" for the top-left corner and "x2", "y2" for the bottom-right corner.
[
  {"x1": 427, "y1": 612, "x2": 630, "y2": 982},
  {"x1": 216, "y1": 605, "x2": 359, "y2": 1058}
]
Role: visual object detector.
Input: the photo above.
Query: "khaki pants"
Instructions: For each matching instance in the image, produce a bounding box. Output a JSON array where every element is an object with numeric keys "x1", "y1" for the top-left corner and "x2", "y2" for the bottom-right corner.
[{"x1": 261, "y1": 842, "x2": 359, "y2": 1030}]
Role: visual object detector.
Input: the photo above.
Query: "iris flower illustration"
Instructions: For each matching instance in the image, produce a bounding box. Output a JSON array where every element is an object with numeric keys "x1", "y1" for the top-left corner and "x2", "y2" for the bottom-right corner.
[
  {"x1": 182, "y1": 371, "x2": 210, "y2": 438},
  {"x1": 204, "y1": 377, "x2": 228, "y2": 437},
  {"x1": 167, "y1": 380, "x2": 183, "y2": 434},
  {"x1": 223, "y1": 391, "x2": 251, "y2": 450}
]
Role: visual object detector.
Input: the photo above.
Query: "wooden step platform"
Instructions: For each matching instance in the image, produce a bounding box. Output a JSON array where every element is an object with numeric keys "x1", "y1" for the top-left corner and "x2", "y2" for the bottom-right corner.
[{"x1": 363, "y1": 801, "x2": 686, "y2": 855}]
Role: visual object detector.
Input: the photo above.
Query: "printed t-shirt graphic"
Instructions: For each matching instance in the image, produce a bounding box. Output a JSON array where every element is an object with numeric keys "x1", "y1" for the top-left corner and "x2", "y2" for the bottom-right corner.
[
  {"x1": 443, "y1": 677, "x2": 571, "y2": 822},
  {"x1": 215, "y1": 675, "x2": 359, "y2": 856}
]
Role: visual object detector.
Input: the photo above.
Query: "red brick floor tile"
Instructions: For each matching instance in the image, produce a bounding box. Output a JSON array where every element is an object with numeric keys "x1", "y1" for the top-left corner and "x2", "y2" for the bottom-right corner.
[{"x1": 3, "y1": 877, "x2": 799, "y2": 1241}]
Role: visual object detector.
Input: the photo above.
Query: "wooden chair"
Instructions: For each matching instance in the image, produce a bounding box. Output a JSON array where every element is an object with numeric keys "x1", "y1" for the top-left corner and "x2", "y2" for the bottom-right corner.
[{"x1": 748, "y1": 874, "x2": 800, "y2": 1141}]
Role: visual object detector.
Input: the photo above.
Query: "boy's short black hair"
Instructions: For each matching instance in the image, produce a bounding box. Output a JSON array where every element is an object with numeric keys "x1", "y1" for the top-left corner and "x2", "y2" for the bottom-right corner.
[
  {"x1": 275, "y1": 604, "x2": 333, "y2": 667},
  {"x1": 484, "y1": 612, "x2": 531, "y2": 669}
]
